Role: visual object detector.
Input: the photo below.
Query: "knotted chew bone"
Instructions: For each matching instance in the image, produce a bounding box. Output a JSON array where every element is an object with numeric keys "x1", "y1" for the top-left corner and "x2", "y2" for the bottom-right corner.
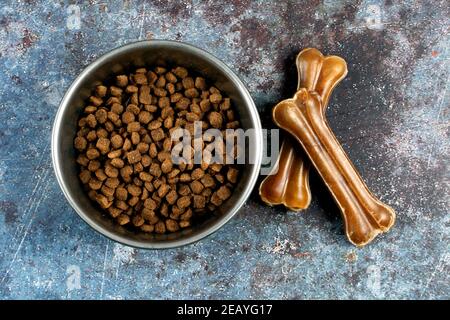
[
  {"x1": 259, "y1": 48, "x2": 348, "y2": 211},
  {"x1": 272, "y1": 89, "x2": 396, "y2": 246}
]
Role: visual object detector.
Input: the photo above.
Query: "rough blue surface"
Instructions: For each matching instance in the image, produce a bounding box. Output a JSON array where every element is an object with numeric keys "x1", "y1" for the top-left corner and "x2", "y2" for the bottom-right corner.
[{"x1": 0, "y1": 0, "x2": 449, "y2": 299}]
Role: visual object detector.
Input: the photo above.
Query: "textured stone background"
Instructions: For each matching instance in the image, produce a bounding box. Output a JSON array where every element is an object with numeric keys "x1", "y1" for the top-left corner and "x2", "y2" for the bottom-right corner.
[{"x1": 0, "y1": 0, "x2": 449, "y2": 299}]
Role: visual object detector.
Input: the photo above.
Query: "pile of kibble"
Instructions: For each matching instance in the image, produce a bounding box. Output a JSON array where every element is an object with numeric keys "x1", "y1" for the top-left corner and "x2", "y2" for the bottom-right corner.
[{"x1": 74, "y1": 66, "x2": 241, "y2": 233}]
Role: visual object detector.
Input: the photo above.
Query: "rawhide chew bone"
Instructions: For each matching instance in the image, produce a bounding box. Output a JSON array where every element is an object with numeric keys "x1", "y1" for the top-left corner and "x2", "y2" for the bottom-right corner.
[
  {"x1": 259, "y1": 48, "x2": 348, "y2": 211},
  {"x1": 272, "y1": 89, "x2": 396, "y2": 246}
]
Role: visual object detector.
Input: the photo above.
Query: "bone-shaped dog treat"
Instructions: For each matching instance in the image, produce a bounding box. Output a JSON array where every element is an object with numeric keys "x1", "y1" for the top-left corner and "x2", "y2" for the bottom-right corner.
[
  {"x1": 272, "y1": 89, "x2": 396, "y2": 246},
  {"x1": 259, "y1": 136, "x2": 311, "y2": 210},
  {"x1": 259, "y1": 48, "x2": 347, "y2": 211}
]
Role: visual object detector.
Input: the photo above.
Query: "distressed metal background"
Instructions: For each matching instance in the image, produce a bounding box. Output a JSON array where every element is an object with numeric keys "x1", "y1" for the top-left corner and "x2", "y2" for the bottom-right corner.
[{"x1": 0, "y1": 0, "x2": 448, "y2": 299}]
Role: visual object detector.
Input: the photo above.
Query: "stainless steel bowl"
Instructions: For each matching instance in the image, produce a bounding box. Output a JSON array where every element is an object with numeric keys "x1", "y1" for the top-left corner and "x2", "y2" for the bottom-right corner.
[{"x1": 52, "y1": 40, "x2": 262, "y2": 249}]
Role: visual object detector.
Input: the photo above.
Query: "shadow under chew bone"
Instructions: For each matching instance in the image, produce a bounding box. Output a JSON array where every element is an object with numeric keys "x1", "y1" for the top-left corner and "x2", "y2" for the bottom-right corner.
[
  {"x1": 259, "y1": 48, "x2": 348, "y2": 211},
  {"x1": 272, "y1": 89, "x2": 396, "y2": 246}
]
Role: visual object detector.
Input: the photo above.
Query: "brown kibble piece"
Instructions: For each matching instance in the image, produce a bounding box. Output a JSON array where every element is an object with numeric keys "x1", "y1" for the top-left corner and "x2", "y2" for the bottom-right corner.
[
  {"x1": 226, "y1": 121, "x2": 240, "y2": 129},
  {"x1": 110, "y1": 86, "x2": 123, "y2": 97},
  {"x1": 171, "y1": 92, "x2": 183, "y2": 103},
  {"x1": 153, "y1": 87, "x2": 167, "y2": 97},
  {"x1": 116, "y1": 75, "x2": 128, "y2": 87},
  {"x1": 216, "y1": 186, "x2": 231, "y2": 200},
  {"x1": 110, "y1": 134, "x2": 123, "y2": 149},
  {"x1": 210, "y1": 192, "x2": 223, "y2": 206},
  {"x1": 74, "y1": 136, "x2": 87, "y2": 151},
  {"x1": 158, "y1": 183, "x2": 170, "y2": 198},
  {"x1": 108, "y1": 149, "x2": 122, "y2": 159},
  {"x1": 134, "y1": 73, "x2": 148, "y2": 85},
  {"x1": 155, "y1": 221, "x2": 166, "y2": 233},
  {"x1": 110, "y1": 158, "x2": 124, "y2": 168},
  {"x1": 101, "y1": 185, "x2": 115, "y2": 197},
  {"x1": 156, "y1": 75, "x2": 166, "y2": 88},
  {"x1": 127, "y1": 104, "x2": 140, "y2": 114},
  {"x1": 96, "y1": 85, "x2": 107, "y2": 97},
  {"x1": 186, "y1": 112, "x2": 199, "y2": 122},
  {"x1": 105, "y1": 165, "x2": 119, "y2": 178},
  {"x1": 158, "y1": 96, "x2": 170, "y2": 109},
  {"x1": 127, "y1": 121, "x2": 140, "y2": 132},
  {"x1": 210, "y1": 93, "x2": 222, "y2": 104},
  {"x1": 173, "y1": 66, "x2": 188, "y2": 79},
  {"x1": 195, "y1": 77, "x2": 206, "y2": 90},
  {"x1": 215, "y1": 174, "x2": 225, "y2": 184},
  {"x1": 208, "y1": 111, "x2": 223, "y2": 128},
  {"x1": 190, "y1": 180, "x2": 204, "y2": 194},
  {"x1": 165, "y1": 71, "x2": 177, "y2": 83},
  {"x1": 147, "y1": 70, "x2": 158, "y2": 83},
  {"x1": 95, "y1": 109, "x2": 108, "y2": 124},
  {"x1": 127, "y1": 150, "x2": 142, "y2": 164},
  {"x1": 227, "y1": 167, "x2": 239, "y2": 183},
  {"x1": 120, "y1": 165, "x2": 133, "y2": 178},
  {"x1": 96, "y1": 138, "x2": 110, "y2": 154},
  {"x1": 95, "y1": 169, "x2": 107, "y2": 181},
  {"x1": 193, "y1": 195, "x2": 206, "y2": 209},
  {"x1": 220, "y1": 98, "x2": 231, "y2": 110},
  {"x1": 86, "y1": 148, "x2": 100, "y2": 160},
  {"x1": 179, "y1": 220, "x2": 191, "y2": 228},
  {"x1": 105, "y1": 177, "x2": 120, "y2": 189},
  {"x1": 139, "y1": 172, "x2": 153, "y2": 182},
  {"x1": 149, "y1": 163, "x2": 162, "y2": 177},
  {"x1": 122, "y1": 138, "x2": 132, "y2": 151},
  {"x1": 180, "y1": 173, "x2": 191, "y2": 182},
  {"x1": 144, "y1": 198, "x2": 157, "y2": 210},
  {"x1": 108, "y1": 207, "x2": 122, "y2": 218},
  {"x1": 161, "y1": 159, "x2": 173, "y2": 173},
  {"x1": 177, "y1": 196, "x2": 191, "y2": 209},
  {"x1": 87, "y1": 159, "x2": 100, "y2": 171},
  {"x1": 151, "y1": 128, "x2": 165, "y2": 141},
  {"x1": 86, "y1": 114, "x2": 97, "y2": 128},
  {"x1": 127, "y1": 184, "x2": 142, "y2": 197},
  {"x1": 138, "y1": 111, "x2": 151, "y2": 124},
  {"x1": 139, "y1": 85, "x2": 152, "y2": 104},
  {"x1": 176, "y1": 97, "x2": 190, "y2": 110},
  {"x1": 115, "y1": 200, "x2": 128, "y2": 210},
  {"x1": 166, "y1": 219, "x2": 179, "y2": 232},
  {"x1": 122, "y1": 111, "x2": 135, "y2": 124},
  {"x1": 185, "y1": 88, "x2": 199, "y2": 98},
  {"x1": 131, "y1": 132, "x2": 140, "y2": 145},
  {"x1": 191, "y1": 168, "x2": 205, "y2": 180},
  {"x1": 117, "y1": 214, "x2": 130, "y2": 225},
  {"x1": 142, "y1": 209, "x2": 159, "y2": 225},
  {"x1": 200, "y1": 99, "x2": 211, "y2": 112},
  {"x1": 137, "y1": 142, "x2": 148, "y2": 154},
  {"x1": 180, "y1": 208, "x2": 193, "y2": 220},
  {"x1": 79, "y1": 170, "x2": 91, "y2": 184},
  {"x1": 167, "y1": 82, "x2": 176, "y2": 94},
  {"x1": 132, "y1": 215, "x2": 145, "y2": 227},
  {"x1": 148, "y1": 120, "x2": 162, "y2": 130},
  {"x1": 128, "y1": 196, "x2": 139, "y2": 206},
  {"x1": 141, "y1": 224, "x2": 154, "y2": 232},
  {"x1": 89, "y1": 96, "x2": 103, "y2": 107},
  {"x1": 149, "y1": 143, "x2": 158, "y2": 158},
  {"x1": 165, "y1": 190, "x2": 178, "y2": 205},
  {"x1": 111, "y1": 103, "x2": 124, "y2": 114},
  {"x1": 89, "y1": 178, "x2": 102, "y2": 190},
  {"x1": 182, "y1": 77, "x2": 194, "y2": 89}
]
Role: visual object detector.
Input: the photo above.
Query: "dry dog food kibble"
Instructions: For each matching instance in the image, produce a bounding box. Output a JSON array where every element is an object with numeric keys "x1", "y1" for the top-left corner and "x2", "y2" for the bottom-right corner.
[{"x1": 74, "y1": 65, "x2": 241, "y2": 233}]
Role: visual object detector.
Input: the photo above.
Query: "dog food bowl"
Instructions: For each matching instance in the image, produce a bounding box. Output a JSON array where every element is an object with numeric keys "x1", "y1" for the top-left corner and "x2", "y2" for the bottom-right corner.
[{"x1": 52, "y1": 40, "x2": 262, "y2": 249}]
